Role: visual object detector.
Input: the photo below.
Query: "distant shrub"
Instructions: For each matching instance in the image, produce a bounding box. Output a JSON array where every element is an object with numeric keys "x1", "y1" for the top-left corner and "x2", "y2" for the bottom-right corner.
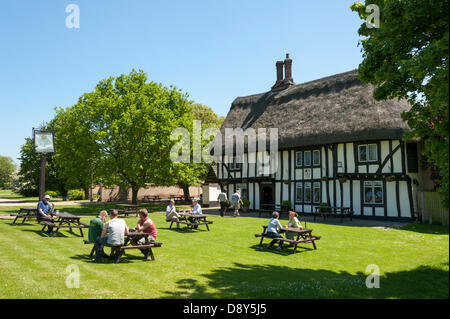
[
  {"x1": 45, "y1": 190, "x2": 60, "y2": 198},
  {"x1": 68, "y1": 189, "x2": 84, "y2": 200},
  {"x1": 242, "y1": 199, "x2": 250, "y2": 207}
]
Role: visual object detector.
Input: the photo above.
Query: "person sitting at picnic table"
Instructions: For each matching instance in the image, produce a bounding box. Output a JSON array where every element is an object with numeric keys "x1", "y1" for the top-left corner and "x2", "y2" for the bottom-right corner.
[
  {"x1": 94, "y1": 209, "x2": 129, "y2": 262},
  {"x1": 166, "y1": 199, "x2": 181, "y2": 222},
  {"x1": 134, "y1": 209, "x2": 157, "y2": 242},
  {"x1": 88, "y1": 210, "x2": 108, "y2": 243},
  {"x1": 285, "y1": 211, "x2": 303, "y2": 243},
  {"x1": 266, "y1": 212, "x2": 285, "y2": 251},
  {"x1": 36, "y1": 194, "x2": 55, "y2": 235},
  {"x1": 188, "y1": 199, "x2": 202, "y2": 228},
  {"x1": 231, "y1": 189, "x2": 243, "y2": 217}
]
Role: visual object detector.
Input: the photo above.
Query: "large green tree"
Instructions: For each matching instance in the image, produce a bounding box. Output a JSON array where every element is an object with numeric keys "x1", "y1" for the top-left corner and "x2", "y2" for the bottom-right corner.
[
  {"x1": 351, "y1": 0, "x2": 449, "y2": 208},
  {"x1": 53, "y1": 104, "x2": 100, "y2": 199},
  {"x1": 0, "y1": 155, "x2": 16, "y2": 189},
  {"x1": 172, "y1": 104, "x2": 224, "y2": 200},
  {"x1": 67, "y1": 69, "x2": 193, "y2": 204}
]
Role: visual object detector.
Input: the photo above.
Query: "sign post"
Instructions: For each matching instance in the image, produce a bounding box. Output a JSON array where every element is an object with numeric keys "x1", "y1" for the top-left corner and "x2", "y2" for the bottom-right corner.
[{"x1": 33, "y1": 128, "x2": 55, "y2": 200}]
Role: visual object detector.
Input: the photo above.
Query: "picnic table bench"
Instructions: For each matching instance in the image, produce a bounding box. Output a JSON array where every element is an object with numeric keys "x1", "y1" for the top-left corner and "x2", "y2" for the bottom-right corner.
[
  {"x1": 312, "y1": 206, "x2": 354, "y2": 222},
  {"x1": 114, "y1": 204, "x2": 139, "y2": 217},
  {"x1": 10, "y1": 207, "x2": 37, "y2": 224},
  {"x1": 168, "y1": 212, "x2": 213, "y2": 231},
  {"x1": 142, "y1": 195, "x2": 161, "y2": 204},
  {"x1": 40, "y1": 212, "x2": 89, "y2": 237},
  {"x1": 255, "y1": 225, "x2": 321, "y2": 254},
  {"x1": 84, "y1": 232, "x2": 162, "y2": 264}
]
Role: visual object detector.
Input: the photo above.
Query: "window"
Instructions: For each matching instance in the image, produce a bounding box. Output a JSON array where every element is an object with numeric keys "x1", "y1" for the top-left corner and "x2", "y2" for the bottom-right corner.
[
  {"x1": 406, "y1": 143, "x2": 419, "y2": 173},
  {"x1": 304, "y1": 182, "x2": 312, "y2": 203},
  {"x1": 358, "y1": 144, "x2": 378, "y2": 162},
  {"x1": 313, "y1": 150, "x2": 320, "y2": 166},
  {"x1": 295, "y1": 151, "x2": 303, "y2": 167},
  {"x1": 295, "y1": 183, "x2": 303, "y2": 203},
  {"x1": 228, "y1": 156, "x2": 242, "y2": 171},
  {"x1": 304, "y1": 151, "x2": 311, "y2": 166},
  {"x1": 364, "y1": 181, "x2": 383, "y2": 204},
  {"x1": 313, "y1": 182, "x2": 321, "y2": 203}
]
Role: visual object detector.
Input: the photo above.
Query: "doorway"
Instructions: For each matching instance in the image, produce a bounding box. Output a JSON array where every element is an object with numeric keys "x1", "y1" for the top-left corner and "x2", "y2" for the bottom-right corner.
[{"x1": 260, "y1": 184, "x2": 274, "y2": 209}]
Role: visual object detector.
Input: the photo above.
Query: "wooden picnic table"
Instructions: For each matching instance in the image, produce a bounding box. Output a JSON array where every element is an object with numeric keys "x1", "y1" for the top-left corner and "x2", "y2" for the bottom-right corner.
[
  {"x1": 107, "y1": 232, "x2": 162, "y2": 264},
  {"x1": 169, "y1": 211, "x2": 213, "y2": 231},
  {"x1": 142, "y1": 195, "x2": 161, "y2": 204},
  {"x1": 115, "y1": 204, "x2": 139, "y2": 217},
  {"x1": 313, "y1": 206, "x2": 353, "y2": 222},
  {"x1": 40, "y1": 212, "x2": 89, "y2": 237},
  {"x1": 11, "y1": 207, "x2": 37, "y2": 224},
  {"x1": 255, "y1": 225, "x2": 321, "y2": 254}
]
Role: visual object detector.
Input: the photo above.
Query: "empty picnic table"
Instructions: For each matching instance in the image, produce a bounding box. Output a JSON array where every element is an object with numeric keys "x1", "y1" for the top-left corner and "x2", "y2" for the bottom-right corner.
[
  {"x1": 115, "y1": 204, "x2": 139, "y2": 217},
  {"x1": 142, "y1": 196, "x2": 161, "y2": 204},
  {"x1": 169, "y1": 211, "x2": 213, "y2": 231},
  {"x1": 313, "y1": 206, "x2": 353, "y2": 222},
  {"x1": 11, "y1": 207, "x2": 37, "y2": 224},
  {"x1": 40, "y1": 212, "x2": 89, "y2": 237},
  {"x1": 255, "y1": 225, "x2": 321, "y2": 254}
]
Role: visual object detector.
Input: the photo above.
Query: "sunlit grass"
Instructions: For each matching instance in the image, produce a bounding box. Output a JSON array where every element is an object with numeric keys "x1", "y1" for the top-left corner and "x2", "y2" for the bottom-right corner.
[{"x1": 0, "y1": 209, "x2": 447, "y2": 299}]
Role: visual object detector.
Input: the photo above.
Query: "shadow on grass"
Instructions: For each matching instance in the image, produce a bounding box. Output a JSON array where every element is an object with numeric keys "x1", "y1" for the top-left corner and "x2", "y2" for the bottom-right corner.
[
  {"x1": 70, "y1": 252, "x2": 151, "y2": 264},
  {"x1": 161, "y1": 263, "x2": 449, "y2": 299},
  {"x1": 399, "y1": 223, "x2": 449, "y2": 235},
  {"x1": 249, "y1": 244, "x2": 315, "y2": 256},
  {"x1": 21, "y1": 229, "x2": 70, "y2": 238},
  {"x1": 160, "y1": 226, "x2": 210, "y2": 233}
]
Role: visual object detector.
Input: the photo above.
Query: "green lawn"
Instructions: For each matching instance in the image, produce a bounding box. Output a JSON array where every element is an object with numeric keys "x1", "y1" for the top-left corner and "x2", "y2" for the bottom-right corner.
[
  {"x1": 0, "y1": 189, "x2": 63, "y2": 202},
  {"x1": 0, "y1": 205, "x2": 447, "y2": 299}
]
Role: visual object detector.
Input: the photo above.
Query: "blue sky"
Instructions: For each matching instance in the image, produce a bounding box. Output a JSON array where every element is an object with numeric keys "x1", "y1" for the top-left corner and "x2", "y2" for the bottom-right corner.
[{"x1": 0, "y1": 0, "x2": 364, "y2": 164}]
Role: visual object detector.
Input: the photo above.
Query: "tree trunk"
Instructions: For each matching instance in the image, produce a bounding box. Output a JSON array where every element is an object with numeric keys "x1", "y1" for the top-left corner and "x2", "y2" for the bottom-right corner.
[
  {"x1": 179, "y1": 183, "x2": 191, "y2": 202},
  {"x1": 118, "y1": 186, "x2": 128, "y2": 201},
  {"x1": 131, "y1": 187, "x2": 139, "y2": 205},
  {"x1": 83, "y1": 187, "x2": 90, "y2": 200}
]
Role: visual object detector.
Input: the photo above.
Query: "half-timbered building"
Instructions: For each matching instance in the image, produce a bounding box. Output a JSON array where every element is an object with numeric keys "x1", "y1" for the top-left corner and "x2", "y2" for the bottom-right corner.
[{"x1": 216, "y1": 54, "x2": 434, "y2": 220}]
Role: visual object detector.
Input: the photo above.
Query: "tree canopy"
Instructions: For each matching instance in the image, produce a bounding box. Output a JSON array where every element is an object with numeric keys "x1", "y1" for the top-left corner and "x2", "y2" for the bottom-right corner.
[
  {"x1": 351, "y1": 0, "x2": 449, "y2": 208},
  {"x1": 0, "y1": 155, "x2": 16, "y2": 189}
]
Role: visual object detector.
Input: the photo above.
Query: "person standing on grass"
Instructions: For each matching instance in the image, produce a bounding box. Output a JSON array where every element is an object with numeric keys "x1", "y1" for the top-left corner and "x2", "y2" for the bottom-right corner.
[
  {"x1": 266, "y1": 212, "x2": 284, "y2": 251},
  {"x1": 231, "y1": 189, "x2": 243, "y2": 217},
  {"x1": 36, "y1": 194, "x2": 55, "y2": 234},
  {"x1": 88, "y1": 210, "x2": 108, "y2": 244},
  {"x1": 217, "y1": 189, "x2": 228, "y2": 217},
  {"x1": 94, "y1": 209, "x2": 129, "y2": 262}
]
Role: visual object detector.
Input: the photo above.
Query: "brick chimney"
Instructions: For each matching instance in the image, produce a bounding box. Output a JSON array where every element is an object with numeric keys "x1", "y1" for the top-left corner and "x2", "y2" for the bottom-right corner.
[
  {"x1": 271, "y1": 53, "x2": 295, "y2": 91},
  {"x1": 271, "y1": 61, "x2": 284, "y2": 90},
  {"x1": 283, "y1": 53, "x2": 294, "y2": 83}
]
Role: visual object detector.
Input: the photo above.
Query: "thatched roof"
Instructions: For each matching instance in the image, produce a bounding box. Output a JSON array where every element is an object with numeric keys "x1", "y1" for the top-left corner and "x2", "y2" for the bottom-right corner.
[{"x1": 220, "y1": 70, "x2": 411, "y2": 149}]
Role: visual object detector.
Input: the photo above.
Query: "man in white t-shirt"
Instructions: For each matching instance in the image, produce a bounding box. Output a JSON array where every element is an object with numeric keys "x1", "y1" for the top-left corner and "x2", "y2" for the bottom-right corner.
[
  {"x1": 231, "y1": 189, "x2": 243, "y2": 217},
  {"x1": 94, "y1": 209, "x2": 129, "y2": 262}
]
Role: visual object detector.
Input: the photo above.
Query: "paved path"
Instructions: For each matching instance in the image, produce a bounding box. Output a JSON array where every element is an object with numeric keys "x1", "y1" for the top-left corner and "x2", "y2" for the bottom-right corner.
[{"x1": 0, "y1": 198, "x2": 103, "y2": 207}]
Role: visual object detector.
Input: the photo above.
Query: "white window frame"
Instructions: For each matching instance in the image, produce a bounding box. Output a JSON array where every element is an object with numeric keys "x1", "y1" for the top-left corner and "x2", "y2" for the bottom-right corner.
[
  {"x1": 304, "y1": 182, "x2": 312, "y2": 203},
  {"x1": 304, "y1": 151, "x2": 312, "y2": 166},
  {"x1": 358, "y1": 144, "x2": 378, "y2": 162},
  {"x1": 313, "y1": 182, "x2": 321, "y2": 203},
  {"x1": 313, "y1": 150, "x2": 321, "y2": 166},
  {"x1": 363, "y1": 181, "x2": 384, "y2": 204},
  {"x1": 295, "y1": 151, "x2": 303, "y2": 167},
  {"x1": 295, "y1": 183, "x2": 303, "y2": 203}
]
